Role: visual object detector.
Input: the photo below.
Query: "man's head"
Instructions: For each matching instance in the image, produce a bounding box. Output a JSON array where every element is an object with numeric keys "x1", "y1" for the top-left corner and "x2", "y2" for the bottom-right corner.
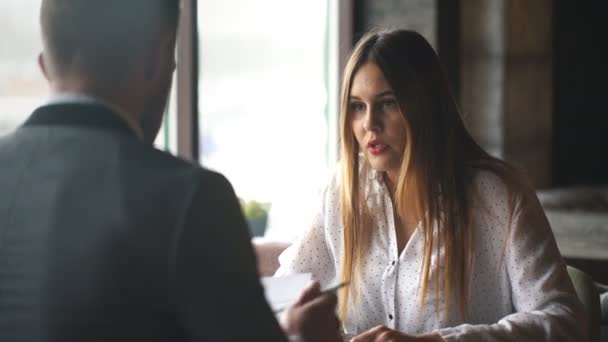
[{"x1": 39, "y1": 0, "x2": 180, "y2": 142}]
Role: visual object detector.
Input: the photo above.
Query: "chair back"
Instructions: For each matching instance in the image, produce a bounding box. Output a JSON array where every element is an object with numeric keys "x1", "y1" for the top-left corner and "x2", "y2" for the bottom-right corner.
[{"x1": 567, "y1": 265, "x2": 602, "y2": 342}]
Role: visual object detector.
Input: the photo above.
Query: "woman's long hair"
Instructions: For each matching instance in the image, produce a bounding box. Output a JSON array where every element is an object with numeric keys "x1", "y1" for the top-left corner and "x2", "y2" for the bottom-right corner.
[{"x1": 338, "y1": 29, "x2": 520, "y2": 320}]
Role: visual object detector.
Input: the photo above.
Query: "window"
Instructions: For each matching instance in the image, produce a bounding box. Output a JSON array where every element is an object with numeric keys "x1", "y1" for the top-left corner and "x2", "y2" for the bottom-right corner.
[
  {"x1": 198, "y1": 0, "x2": 343, "y2": 241},
  {"x1": 0, "y1": 0, "x2": 176, "y2": 152},
  {"x1": 0, "y1": 0, "x2": 348, "y2": 241},
  {"x1": 0, "y1": 0, "x2": 48, "y2": 135}
]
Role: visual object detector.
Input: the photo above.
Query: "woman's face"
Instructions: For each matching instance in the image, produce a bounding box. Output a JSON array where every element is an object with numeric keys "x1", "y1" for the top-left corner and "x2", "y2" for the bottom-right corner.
[{"x1": 349, "y1": 63, "x2": 407, "y2": 177}]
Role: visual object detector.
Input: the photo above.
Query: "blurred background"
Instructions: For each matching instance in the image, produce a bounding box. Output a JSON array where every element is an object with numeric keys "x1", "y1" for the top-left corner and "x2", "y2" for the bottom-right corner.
[
  {"x1": 1, "y1": 0, "x2": 608, "y2": 339},
  {"x1": 1, "y1": 0, "x2": 607, "y2": 279}
]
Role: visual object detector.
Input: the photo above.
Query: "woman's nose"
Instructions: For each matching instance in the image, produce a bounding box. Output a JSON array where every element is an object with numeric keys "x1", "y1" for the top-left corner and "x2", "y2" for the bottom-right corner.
[{"x1": 363, "y1": 108, "x2": 380, "y2": 132}]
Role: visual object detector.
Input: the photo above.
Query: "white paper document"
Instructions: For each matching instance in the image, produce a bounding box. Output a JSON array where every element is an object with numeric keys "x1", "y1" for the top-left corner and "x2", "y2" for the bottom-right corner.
[{"x1": 261, "y1": 273, "x2": 313, "y2": 312}]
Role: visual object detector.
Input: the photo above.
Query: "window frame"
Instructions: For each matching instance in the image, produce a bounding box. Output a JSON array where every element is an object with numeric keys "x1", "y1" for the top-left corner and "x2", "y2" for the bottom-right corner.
[
  {"x1": 175, "y1": 0, "x2": 354, "y2": 164},
  {"x1": 175, "y1": 0, "x2": 200, "y2": 161}
]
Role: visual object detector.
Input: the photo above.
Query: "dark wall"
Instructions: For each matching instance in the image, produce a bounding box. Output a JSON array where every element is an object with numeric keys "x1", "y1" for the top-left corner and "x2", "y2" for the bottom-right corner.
[
  {"x1": 353, "y1": 1, "x2": 608, "y2": 187},
  {"x1": 353, "y1": 0, "x2": 460, "y2": 100},
  {"x1": 353, "y1": 0, "x2": 437, "y2": 45},
  {"x1": 553, "y1": 0, "x2": 608, "y2": 186}
]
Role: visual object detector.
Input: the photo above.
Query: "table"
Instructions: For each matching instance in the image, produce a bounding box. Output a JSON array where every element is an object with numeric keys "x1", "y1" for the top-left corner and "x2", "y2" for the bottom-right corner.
[{"x1": 546, "y1": 210, "x2": 608, "y2": 283}]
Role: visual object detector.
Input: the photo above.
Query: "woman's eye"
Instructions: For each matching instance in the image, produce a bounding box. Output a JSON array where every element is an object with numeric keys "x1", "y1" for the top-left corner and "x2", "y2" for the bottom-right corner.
[
  {"x1": 350, "y1": 102, "x2": 365, "y2": 112},
  {"x1": 381, "y1": 99, "x2": 398, "y2": 111}
]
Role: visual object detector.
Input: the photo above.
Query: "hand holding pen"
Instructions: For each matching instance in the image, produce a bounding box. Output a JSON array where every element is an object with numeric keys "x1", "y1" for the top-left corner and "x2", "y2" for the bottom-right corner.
[{"x1": 281, "y1": 281, "x2": 346, "y2": 342}]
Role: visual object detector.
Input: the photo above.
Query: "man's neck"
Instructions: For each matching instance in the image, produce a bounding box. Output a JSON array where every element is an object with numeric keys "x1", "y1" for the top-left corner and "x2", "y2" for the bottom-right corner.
[{"x1": 49, "y1": 90, "x2": 144, "y2": 141}]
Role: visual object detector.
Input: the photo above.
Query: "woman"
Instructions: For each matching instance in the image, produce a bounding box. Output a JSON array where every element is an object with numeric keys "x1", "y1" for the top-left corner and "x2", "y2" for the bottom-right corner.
[{"x1": 275, "y1": 30, "x2": 586, "y2": 341}]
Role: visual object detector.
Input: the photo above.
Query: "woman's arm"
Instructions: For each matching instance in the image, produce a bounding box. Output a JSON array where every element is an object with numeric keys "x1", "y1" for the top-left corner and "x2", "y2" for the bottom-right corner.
[
  {"x1": 435, "y1": 188, "x2": 588, "y2": 341},
  {"x1": 274, "y1": 174, "x2": 339, "y2": 287}
]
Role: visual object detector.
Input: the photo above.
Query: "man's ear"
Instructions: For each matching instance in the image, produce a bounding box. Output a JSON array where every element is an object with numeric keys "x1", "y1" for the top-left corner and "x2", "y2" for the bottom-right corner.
[
  {"x1": 143, "y1": 48, "x2": 160, "y2": 84},
  {"x1": 166, "y1": 33, "x2": 177, "y2": 73},
  {"x1": 38, "y1": 52, "x2": 51, "y2": 81},
  {"x1": 144, "y1": 33, "x2": 174, "y2": 84}
]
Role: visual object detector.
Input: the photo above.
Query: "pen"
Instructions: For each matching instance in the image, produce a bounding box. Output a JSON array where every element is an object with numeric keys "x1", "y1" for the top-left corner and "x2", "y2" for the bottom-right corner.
[
  {"x1": 273, "y1": 281, "x2": 350, "y2": 314},
  {"x1": 320, "y1": 281, "x2": 349, "y2": 296}
]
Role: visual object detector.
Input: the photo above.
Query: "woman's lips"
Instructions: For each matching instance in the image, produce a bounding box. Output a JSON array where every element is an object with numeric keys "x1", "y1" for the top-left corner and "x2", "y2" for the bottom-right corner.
[{"x1": 367, "y1": 140, "x2": 388, "y2": 155}]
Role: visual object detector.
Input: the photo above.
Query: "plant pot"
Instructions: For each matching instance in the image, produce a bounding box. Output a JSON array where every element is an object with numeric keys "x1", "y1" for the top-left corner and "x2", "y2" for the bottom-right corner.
[{"x1": 247, "y1": 216, "x2": 268, "y2": 237}]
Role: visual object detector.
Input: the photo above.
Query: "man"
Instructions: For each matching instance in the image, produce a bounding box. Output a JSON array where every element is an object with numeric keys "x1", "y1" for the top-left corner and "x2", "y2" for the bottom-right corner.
[{"x1": 0, "y1": 1, "x2": 340, "y2": 341}]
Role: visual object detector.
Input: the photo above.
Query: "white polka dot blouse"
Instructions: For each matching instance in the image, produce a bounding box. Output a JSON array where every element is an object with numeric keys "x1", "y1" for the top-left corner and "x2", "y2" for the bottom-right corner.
[{"x1": 275, "y1": 165, "x2": 587, "y2": 341}]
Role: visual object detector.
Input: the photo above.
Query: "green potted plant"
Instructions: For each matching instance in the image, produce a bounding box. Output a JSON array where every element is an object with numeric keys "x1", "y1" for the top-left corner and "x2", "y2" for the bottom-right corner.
[{"x1": 241, "y1": 199, "x2": 271, "y2": 237}]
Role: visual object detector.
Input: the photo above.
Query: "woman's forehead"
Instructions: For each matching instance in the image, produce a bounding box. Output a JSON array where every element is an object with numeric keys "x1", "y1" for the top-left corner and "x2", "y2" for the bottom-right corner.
[{"x1": 350, "y1": 63, "x2": 393, "y2": 98}]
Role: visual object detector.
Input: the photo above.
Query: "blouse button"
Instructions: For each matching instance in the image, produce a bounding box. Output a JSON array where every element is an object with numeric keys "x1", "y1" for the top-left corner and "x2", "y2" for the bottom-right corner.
[
  {"x1": 391, "y1": 260, "x2": 395, "y2": 266},
  {"x1": 388, "y1": 314, "x2": 394, "y2": 320}
]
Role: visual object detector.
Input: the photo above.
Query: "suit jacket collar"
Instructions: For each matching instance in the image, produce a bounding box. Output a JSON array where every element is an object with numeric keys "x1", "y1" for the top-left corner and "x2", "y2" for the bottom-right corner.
[{"x1": 23, "y1": 103, "x2": 139, "y2": 140}]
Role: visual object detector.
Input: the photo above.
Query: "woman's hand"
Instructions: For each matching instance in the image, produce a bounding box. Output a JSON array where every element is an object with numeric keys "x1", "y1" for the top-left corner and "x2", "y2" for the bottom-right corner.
[{"x1": 350, "y1": 325, "x2": 444, "y2": 342}]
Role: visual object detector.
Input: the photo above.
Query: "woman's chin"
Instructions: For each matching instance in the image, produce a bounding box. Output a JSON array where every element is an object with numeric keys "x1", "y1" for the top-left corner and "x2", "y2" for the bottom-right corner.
[{"x1": 365, "y1": 156, "x2": 392, "y2": 172}]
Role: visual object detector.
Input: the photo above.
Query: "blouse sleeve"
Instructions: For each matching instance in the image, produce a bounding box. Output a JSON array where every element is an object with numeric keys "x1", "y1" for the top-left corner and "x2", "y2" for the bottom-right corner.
[
  {"x1": 274, "y1": 174, "x2": 339, "y2": 287},
  {"x1": 437, "y1": 187, "x2": 588, "y2": 341}
]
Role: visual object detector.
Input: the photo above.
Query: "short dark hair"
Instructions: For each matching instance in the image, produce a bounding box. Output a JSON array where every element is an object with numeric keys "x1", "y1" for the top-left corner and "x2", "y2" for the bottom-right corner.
[{"x1": 40, "y1": 0, "x2": 179, "y2": 82}]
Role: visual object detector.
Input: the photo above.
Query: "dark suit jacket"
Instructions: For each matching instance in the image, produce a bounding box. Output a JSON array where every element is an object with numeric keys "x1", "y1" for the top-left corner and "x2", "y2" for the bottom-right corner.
[{"x1": 0, "y1": 103, "x2": 288, "y2": 341}]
